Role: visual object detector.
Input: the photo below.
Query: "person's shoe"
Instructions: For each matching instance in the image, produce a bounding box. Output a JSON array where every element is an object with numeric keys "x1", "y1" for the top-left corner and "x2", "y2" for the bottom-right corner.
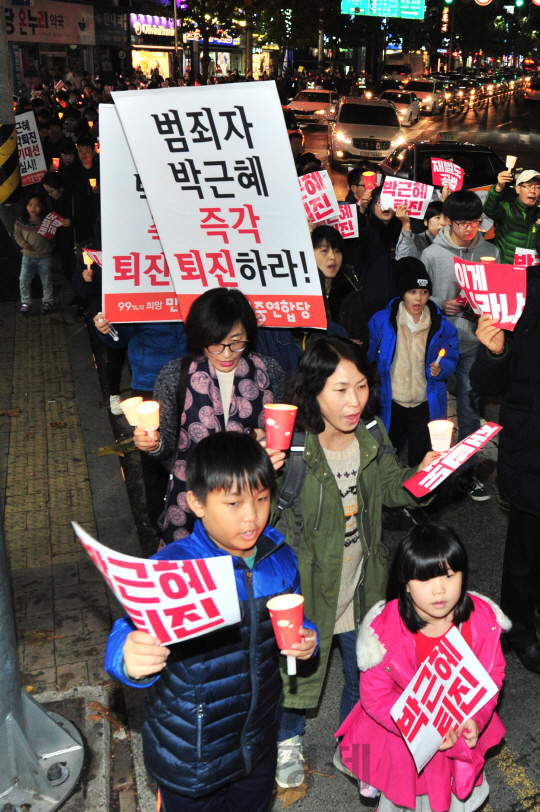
[
  {"x1": 41, "y1": 302, "x2": 53, "y2": 314},
  {"x1": 512, "y1": 641, "x2": 540, "y2": 675},
  {"x1": 333, "y1": 742, "x2": 356, "y2": 779},
  {"x1": 19, "y1": 304, "x2": 30, "y2": 315},
  {"x1": 457, "y1": 475, "x2": 491, "y2": 502},
  {"x1": 276, "y1": 735, "x2": 305, "y2": 788},
  {"x1": 110, "y1": 395, "x2": 123, "y2": 416}
]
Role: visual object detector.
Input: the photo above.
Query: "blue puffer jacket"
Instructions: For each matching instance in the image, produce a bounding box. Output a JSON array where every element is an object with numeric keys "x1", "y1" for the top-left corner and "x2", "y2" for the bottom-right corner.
[
  {"x1": 368, "y1": 298, "x2": 459, "y2": 430},
  {"x1": 105, "y1": 520, "x2": 317, "y2": 798},
  {"x1": 98, "y1": 323, "x2": 187, "y2": 391}
]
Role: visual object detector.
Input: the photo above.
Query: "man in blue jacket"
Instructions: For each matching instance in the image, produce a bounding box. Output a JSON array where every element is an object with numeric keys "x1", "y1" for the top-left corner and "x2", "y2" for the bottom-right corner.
[{"x1": 105, "y1": 433, "x2": 318, "y2": 810}]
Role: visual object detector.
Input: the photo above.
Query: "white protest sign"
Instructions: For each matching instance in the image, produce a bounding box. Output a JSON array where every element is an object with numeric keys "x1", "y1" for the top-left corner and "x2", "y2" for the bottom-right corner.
[
  {"x1": 73, "y1": 522, "x2": 240, "y2": 646},
  {"x1": 514, "y1": 246, "x2": 540, "y2": 266},
  {"x1": 99, "y1": 105, "x2": 181, "y2": 323},
  {"x1": 472, "y1": 189, "x2": 494, "y2": 233},
  {"x1": 323, "y1": 203, "x2": 359, "y2": 239},
  {"x1": 405, "y1": 423, "x2": 502, "y2": 498},
  {"x1": 83, "y1": 249, "x2": 103, "y2": 267},
  {"x1": 298, "y1": 170, "x2": 340, "y2": 223},
  {"x1": 112, "y1": 84, "x2": 326, "y2": 329},
  {"x1": 391, "y1": 626, "x2": 498, "y2": 773},
  {"x1": 380, "y1": 178, "x2": 433, "y2": 219},
  {"x1": 15, "y1": 111, "x2": 47, "y2": 186}
]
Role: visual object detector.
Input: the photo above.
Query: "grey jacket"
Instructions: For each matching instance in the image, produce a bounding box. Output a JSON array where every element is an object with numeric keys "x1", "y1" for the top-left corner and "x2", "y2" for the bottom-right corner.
[
  {"x1": 396, "y1": 228, "x2": 435, "y2": 261},
  {"x1": 421, "y1": 227, "x2": 500, "y2": 350}
]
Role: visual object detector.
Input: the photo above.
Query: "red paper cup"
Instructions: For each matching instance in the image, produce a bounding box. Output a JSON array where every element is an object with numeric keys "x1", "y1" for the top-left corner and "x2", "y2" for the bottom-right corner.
[
  {"x1": 136, "y1": 401, "x2": 160, "y2": 431},
  {"x1": 52, "y1": 158, "x2": 60, "y2": 170},
  {"x1": 363, "y1": 171, "x2": 377, "y2": 191},
  {"x1": 267, "y1": 594, "x2": 304, "y2": 675},
  {"x1": 264, "y1": 404, "x2": 297, "y2": 450},
  {"x1": 120, "y1": 396, "x2": 143, "y2": 426}
]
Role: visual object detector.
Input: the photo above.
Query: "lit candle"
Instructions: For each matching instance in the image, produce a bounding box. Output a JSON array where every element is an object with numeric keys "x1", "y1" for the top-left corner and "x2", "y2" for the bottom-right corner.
[
  {"x1": 88, "y1": 120, "x2": 94, "y2": 129},
  {"x1": 89, "y1": 178, "x2": 97, "y2": 189},
  {"x1": 136, "y1": 401, "x2": 160, "y2": 443},
  {"x1": 82, "y1": 251, "x2": 92, "y2": 267},
  {"x1": 58, "y1": 111, "x2": 64, "y2": 120},
  {"x1": 480, "y1": 256, "x2": 496, "y2": 263},
  {"x1": 52, "y1": 158, "x2": 60, "y2": 170},
  {"x1": 435, "y1": 348, "x2": 446, "y2": 364}
]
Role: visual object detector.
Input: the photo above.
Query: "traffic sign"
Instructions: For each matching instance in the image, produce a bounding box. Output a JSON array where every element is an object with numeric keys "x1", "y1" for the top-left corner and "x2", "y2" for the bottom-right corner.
[{"x1": 341, "y1": 0, "x2": 425, "y2": 19}]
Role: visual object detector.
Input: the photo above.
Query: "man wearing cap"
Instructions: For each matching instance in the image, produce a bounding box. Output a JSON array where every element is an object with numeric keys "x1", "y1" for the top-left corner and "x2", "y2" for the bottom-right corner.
[{"x1": 483, "y1": 169, "x2": 540, "y2": 265}]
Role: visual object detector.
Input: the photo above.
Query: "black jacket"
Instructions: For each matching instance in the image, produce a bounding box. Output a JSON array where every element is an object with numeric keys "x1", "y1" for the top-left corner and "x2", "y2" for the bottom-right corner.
[
  {"x1": 469, "y1": 266, "x2": 540, "y2": 515},
  {"x1": 319, "y1": 265, "x2": 370, "y2": 347}
]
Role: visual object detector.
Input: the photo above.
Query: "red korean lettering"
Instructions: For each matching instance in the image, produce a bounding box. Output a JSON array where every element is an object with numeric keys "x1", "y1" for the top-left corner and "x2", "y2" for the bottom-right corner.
[
  {"x1": 229, "y1": 204, "x2": 261, "y2": 243},
  {"x1": 433, "y1": 705, "x2": 455, "y2": 738},
  {"x1": 396, "y1": 697, "x2": 429, "y2": 743},
  {"x1": 174, "y1": 251, "x2": 208, "y2": 286},
  {"x1": 143, "y1": 254, "x2": 170, "y2": 287},
  {"x1": 158, "y1": 571, "x2": 189, "y2": 600},
  {"x1": 113, "y1": 254, "x2": 140, "y2": 286},
  {"x1": 205, "y1": 249, "x2": 238, "y2": 287},
  {"x1": 164, "y1": 603, "x2": 202, "y2": 628},
  {"x1": 180, "y1": 560, "x2": 205, "y2": 594},
  {"x1": 195, "y1": 559, "x2": 217, "y2": 590},
  {"x1": 418, "y1": 462, "x2": 449, "y2": 490},
  {"x1": 108, "y1": 559, "x2": 149, "y2": 578},
  {"x1": 199, "y1": 207, "x2": 229, "y2": 242},
  {"x1": 145, "y1": 609, "x2": 171, "y2": 642},
  {"x1": 442, "y1": 694, "x2": 464, "y2": 725}
]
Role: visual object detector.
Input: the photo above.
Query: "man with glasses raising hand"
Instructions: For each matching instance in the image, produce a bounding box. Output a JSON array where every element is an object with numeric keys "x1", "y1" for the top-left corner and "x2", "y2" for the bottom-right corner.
[
  {"x1": 421, "y1": 190, "x2": 499, "y2": 502},
  {"x1": 483, "y1": 169, "x2": 540, "y2": 265}
]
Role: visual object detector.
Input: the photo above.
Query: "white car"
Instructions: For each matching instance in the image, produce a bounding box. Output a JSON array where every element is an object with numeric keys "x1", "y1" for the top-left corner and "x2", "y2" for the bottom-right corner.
[
  {"x1": 327, "y1": 98, "x2": 405, "y2": 166},
  {"x1": 379, "y1": 90, "x2": 421, "y2": 126},
  {"x1": 288, "y1": 89, "x2": 340, "y2": 125},
  {"x1": 403, "y1": 79, "x2": 446, "y2": 114}
]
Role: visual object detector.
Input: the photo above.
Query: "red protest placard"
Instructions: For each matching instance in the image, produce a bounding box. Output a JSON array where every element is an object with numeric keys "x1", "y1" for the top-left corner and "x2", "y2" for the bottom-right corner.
[
  {"x1": 391, "y1": 626, "x2": 498, "y2": 772},
  {"x1": 37, "y1": 211, "x2": 64, "y2": 240},
  {"x1": 453, "y1": 259, "x2": 526, "y2": 331},
  {"x1": 299, "y1": 170, "x2": 340, "y2": 223},
  {"x1": 380, "y1": 178, "x2": 434, "y2": 219},
  {"x1": 72, "y1": 523, "x2": 241, "y2": 646},
  {"x1": 404, "y1": 423, "x2": 502, "y2": 498},
  {"x1": 431, "y1": 158, "x2": 464, "y2": 192}
]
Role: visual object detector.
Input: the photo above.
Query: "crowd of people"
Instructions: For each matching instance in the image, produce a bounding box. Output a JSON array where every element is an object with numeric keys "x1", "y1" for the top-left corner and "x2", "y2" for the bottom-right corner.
[{"x1": 12, "y1": 73, "x2": 540, "y2": 812}]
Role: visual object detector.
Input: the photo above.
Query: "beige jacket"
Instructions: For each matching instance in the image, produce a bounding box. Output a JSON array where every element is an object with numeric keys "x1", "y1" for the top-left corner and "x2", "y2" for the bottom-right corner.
[
  {"x1": 14, "y1": 219, "x2": 53, "y2": 258},
  {"x1": 390, "y1": 301, "x2": 430, "y2": 408}
]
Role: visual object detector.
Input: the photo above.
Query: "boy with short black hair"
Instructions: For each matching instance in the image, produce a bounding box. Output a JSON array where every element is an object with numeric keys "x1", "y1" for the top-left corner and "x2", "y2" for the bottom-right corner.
[
  {"x1": 421, "y1": 190, "x2": 499, "y2": 502},
  {"x1": 105, "y1": 432, "x2": 317, "y2": 812}
]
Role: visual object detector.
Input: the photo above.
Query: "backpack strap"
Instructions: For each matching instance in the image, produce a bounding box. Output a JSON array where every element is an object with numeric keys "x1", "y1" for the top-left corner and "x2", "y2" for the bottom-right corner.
[
  {"x1": 362, "y1": 418, "x2": 396, "y2": 462},
  {"x1": 276, "y1": 429, "x2": 307, "y2": 553}
]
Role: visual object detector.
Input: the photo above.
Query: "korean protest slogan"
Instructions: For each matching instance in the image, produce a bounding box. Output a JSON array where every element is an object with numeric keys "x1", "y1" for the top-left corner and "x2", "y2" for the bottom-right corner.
[
  {"x1": 100, "y1": 105, "x2": 181, "y2": 323},
  {"x1": 390, "y1": 626, "x2": 498, "y2": 772},
  {"x1": 453, "y1": 258, "x2": 526, "y2": 331},
  {"x1": 72, "y1": 523, "x2": 241, "y2": 646},
  {"x1": 431, "y1": 158, "x2": 464, "y2": 192},
  {"x1": 15, "y1": 111, "x2": 47, "y2": 186},
  {"x1": 380, "y1": 178, "x2": 434, "y2": 219},
  {"x1": 112, "y1": 83, "x2": 326, "y2": 328}
]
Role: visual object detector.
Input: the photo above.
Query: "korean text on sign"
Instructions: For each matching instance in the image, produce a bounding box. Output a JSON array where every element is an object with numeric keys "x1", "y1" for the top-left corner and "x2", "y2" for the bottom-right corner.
[
  {"x1": 514, "y1": 247, "x2": 540, "y2": 267},
  {"x1": 404, "y1": 423, "x2": 502, "y2": 498},
  {"x1": 431, "y1": 159, "x2": 464, "y2": 192},
  {"x1": 72, "y1": 523, "x2": 240, "y2": 646},
  {"x1": 298, "y1": 170, "x2": 340, "y2": 224},
  {"x1": 14, "y1": 111, "x2": 47, "y2": 186},
  {"x1": 37, "y1": 211, "x2": 64, "y2": 240},
  {"x1": 323, "y1": 203, "x2": 359, "y2": 239},
  {"x1": 99, "y1": 105, "x2": 180, "y2": 324},
  {"x1": 112, "y1": 84, "x2": 326, "y2": 328},
  {"x1": 380, "y1": 178, "x2": 434, "y2": 219},
  {"x1": 454, "y1": 258, "x2": 526, "y2": 331},
  {"x1": 390, "y1": 626, "x2": 498, "y2": 772}
]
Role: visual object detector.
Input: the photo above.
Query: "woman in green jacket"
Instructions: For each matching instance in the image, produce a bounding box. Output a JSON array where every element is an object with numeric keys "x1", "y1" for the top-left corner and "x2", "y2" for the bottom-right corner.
[{"x1": 273, "y1": 337, "x2": 438, "y2": 789}]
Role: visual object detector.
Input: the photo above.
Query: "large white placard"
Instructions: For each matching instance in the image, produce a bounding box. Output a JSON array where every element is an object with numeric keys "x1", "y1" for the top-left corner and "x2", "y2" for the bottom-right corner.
[
  {"x1": 112, "y1": 84, "x2": 326, "y2": 328},
  {"x1": 99, "y1": 105, "x2": 181, "y2": 323},
  {"x1": 15, "y1": 111, "x2": 47, "y2": 186}
]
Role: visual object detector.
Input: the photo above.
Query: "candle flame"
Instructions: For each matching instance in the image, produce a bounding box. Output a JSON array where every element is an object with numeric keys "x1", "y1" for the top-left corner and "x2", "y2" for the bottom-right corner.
[{"x1": 438, "y1": 348, "x2": 446, "y2": 358}]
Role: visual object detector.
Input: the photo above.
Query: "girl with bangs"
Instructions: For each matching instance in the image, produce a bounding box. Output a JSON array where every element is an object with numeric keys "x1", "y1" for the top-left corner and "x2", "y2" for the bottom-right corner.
[{"x1": 337, "y1": 523, "x2": 508, "y2": 812}]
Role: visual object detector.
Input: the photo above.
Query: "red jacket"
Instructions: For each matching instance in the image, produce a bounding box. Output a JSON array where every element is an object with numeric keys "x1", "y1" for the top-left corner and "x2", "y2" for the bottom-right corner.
[{"x1": 336, "y1": 594, "x2": 508, "y2": 812}]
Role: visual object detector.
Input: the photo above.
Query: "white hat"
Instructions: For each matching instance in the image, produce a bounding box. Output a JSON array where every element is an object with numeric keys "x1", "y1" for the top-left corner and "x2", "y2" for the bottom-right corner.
[{"x1": 515, "y1": 169, "x2": 540, "y2": 186}]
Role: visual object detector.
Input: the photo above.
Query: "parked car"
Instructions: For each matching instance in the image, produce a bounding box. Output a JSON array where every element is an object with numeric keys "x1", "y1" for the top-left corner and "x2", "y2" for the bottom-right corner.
[
  {"x1": 288, "y1": 89, "x2": 340, "y2": 126},
  {"x1": 364, "y1": 79, "x2": 403, "y2": 99},
  {"x1": 524, "y1": 76, "x2": 540, "y2": 102},
  {"x1": 402, "y1": 79, "x2": 446, "y2": 114},
  {"x1": 327, "y1": 97, "x2": 405, "y2": 166},
  {"x1": 378, "y1": 90, "x2": 421, "y2": 126}
]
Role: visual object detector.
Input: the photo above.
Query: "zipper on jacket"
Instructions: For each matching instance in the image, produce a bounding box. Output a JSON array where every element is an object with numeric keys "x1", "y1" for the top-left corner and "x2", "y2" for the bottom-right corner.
[
  {"x1": 313, "y1": 482, "x2": 324, "y2": 531},
  {"x1": 197, "y1": 704, "x2": 204, "y2": 759},
  {"x1": 240, "y1": 569, "x2": 257, "y2": 773}
]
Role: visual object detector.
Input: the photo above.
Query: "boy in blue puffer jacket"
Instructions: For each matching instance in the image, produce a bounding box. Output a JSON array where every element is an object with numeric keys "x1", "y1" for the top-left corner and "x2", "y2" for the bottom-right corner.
[
  {"x1": 105, "y1": 432, "x2": 317, "y2": 812},
  {"x1": 368, "y1": 258, "x2": 458, "y2": 467}
]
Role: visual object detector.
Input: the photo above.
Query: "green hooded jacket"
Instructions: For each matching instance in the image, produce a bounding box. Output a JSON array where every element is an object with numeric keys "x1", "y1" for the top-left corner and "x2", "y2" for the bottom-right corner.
[
  {"x1": 270, "y1": 417, "x2": 426, "y2": 710},
  {"x1": 483, "y1": 185, "x2": 539, "y2": 265}
]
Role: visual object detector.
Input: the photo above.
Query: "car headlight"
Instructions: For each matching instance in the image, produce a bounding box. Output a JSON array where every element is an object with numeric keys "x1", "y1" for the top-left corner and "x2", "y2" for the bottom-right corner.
[
  {"x1": 458, "y1": 90, "x2": 464, "y2": 96},
  {"x1": 391, "y1": 136, "x2": 405, "y2": 148},
  {"x1": 336, "y1": 132, "x2": 352, "y2": 144},
  {"x1": 425, "y1": 96, "x2": 432, "y2": 102},
  {"x1": 365, "y1": 91, "x2": 373, "y2": 98},
  {"x1": 315, "y1": 109, "x2": 326, "y2": 114},
  {"x1": 400, "y1": 108, "x2": 408, "y2": 114},
  {"x1": 445, "y1": 93, "x2": 451, "y2": 99}
]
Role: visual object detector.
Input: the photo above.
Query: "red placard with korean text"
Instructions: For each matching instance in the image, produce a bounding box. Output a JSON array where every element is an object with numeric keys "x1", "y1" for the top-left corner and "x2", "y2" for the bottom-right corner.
[
  {"x1": 112, "y1": 83, "x2": 326, "y2": 329},
  {"x1": 73, "y1": 523, "x2": 240, "y2": 646},
  {"x1": 404, "y1": 423, "x2": 502, "y2": 498},
  {"x1": 431, "y1": 158, "x2": 464, "y2": 192},
  {"x1": 37, "y1": 211, "x2": 64, "y2": 240},
  {"x1": 380, "y1": 178, "x2": 434, "y2": 219},
  {"x1": 454, "y1": 259, "x2": 526, "y2": 331},
  {"x1": 391, "y1": 626, "x2": 498, "y2": 772}
]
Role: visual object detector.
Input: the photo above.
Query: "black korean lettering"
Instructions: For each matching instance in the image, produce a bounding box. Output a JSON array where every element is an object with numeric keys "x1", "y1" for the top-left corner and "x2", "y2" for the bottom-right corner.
[
  {"x1": 186, "y1": 108, "x2": 221, "y2": 149},
  {"x1": 151, "y1": 109, "x2": 188, "y2": 153},
  {"x1": 234, "y1": 157, "x2": 268, "y2": 197},
  {"x1": 168, "y1": 159, "x2": 203, "y2": 198},
  {"x1": 235, "y1": 250, "x2": 267, "y2": 286},
  {"x1": 219, "y1": 106, "x2": 254, "y2": 149},
  {"x1": 203, "y1": 160, "x2": 235, "y2": 199}
]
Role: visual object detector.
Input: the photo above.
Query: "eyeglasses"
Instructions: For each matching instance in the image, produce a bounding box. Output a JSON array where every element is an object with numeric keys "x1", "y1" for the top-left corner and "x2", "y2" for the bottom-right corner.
[
  {"x1": 452, "y1": 220, "x2": 482, "y2": 229},
  {"x1": 43, "y1": 187, "x2": 56, "y2": 196},
  {"x1": 521, "y1": 183, "x2": 540, "y2": 191},
  {"x1": 206, "y1": 340, "x2": 248, "y2": 355}
]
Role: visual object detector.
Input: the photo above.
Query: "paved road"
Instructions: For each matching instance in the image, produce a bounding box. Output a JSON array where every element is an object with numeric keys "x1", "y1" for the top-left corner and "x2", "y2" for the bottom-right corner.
[{"x1": 271, "y1": 93, "x2": 540, "y2": 812}]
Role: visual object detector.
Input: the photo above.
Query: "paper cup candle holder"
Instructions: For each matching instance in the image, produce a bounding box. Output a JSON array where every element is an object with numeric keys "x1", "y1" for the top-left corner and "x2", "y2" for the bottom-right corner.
[
  {"x1": 264, "y1": 404, "x2": 298, "y2": 450},
  {"x1": 362, "y1": 171, "x2": 377, "y2": 191},
  {"x1": 428, "y1": 420, "x2": 454, "y2": 453},
  {"x1": 120, "y1": 397, "x2": 143, "y2": 426},
  {"x1": 267, "y1": 594, "x2": 304, "y2": 675},
  {"x1": 506, "y1": 155, "x2": 517, "y2": 170},
  {"x1": 136, "y1": 401, "x2": 160, "y2": 442}
]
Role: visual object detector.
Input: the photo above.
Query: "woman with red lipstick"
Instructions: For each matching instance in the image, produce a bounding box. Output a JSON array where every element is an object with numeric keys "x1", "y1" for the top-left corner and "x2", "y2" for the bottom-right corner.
[
  {"x1": 368, "y1": 258, "x2": 459, "y2": 467},
  {"x1": 134, "y1": 289, "x2": 282, "y2": 546},
  {"x1": 272, "y1": 337, "x2": 439, "y2": 789}
]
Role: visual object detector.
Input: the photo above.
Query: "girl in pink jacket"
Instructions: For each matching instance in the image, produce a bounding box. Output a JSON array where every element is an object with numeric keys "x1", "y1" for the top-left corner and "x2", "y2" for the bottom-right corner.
[{"x1": 337, "y1": 522, "x2": 508, "y2": 812}]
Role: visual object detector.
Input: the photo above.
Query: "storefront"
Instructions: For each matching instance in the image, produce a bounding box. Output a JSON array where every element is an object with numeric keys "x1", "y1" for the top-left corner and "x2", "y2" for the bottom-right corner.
[
  {"x1": 184, "y1": 30, "x2": 243, "y2": 78},
  {"x1": 130, "y1": 13, "x2": 183, "y2": 80},
  {"x1": 94, "y1": 5, "x2": 128, "y2": 84},
  {"x1": 5, "y1": 0, "x2": 96, "y2": 93}
]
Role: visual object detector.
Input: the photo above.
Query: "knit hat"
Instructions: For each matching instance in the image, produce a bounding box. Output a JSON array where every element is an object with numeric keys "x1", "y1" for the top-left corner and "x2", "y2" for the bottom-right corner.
[
  {"x1": 396, "y1": 257, "x2": 432, "y2": 298},
  {"x1": 515, "y1": 170, "x2": 540, "y2": 186}
]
